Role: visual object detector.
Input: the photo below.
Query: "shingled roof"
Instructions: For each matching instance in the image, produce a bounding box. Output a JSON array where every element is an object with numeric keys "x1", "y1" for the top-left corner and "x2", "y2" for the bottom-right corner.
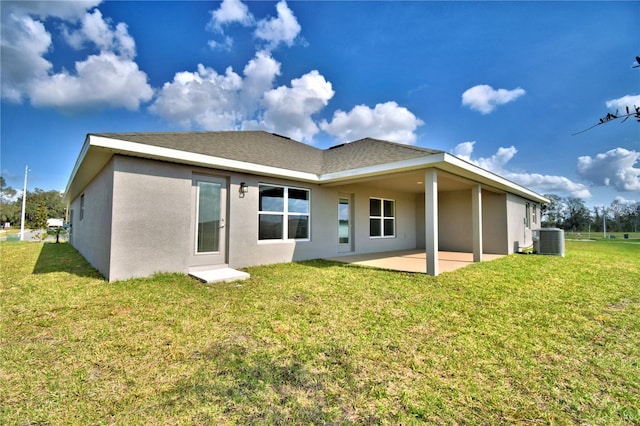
[
  {"x1": 90, "y1": 130, "x2": 443, "y2": 175},
  {"x1": 67, "y1": 130, "x2": 548, "y2": 204}
]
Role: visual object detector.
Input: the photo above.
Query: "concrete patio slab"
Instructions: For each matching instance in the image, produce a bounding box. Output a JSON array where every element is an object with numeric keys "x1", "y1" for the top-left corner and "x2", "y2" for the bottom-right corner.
[{"x1": 326, "y1": 249, "x2": 505, "y2": 274}]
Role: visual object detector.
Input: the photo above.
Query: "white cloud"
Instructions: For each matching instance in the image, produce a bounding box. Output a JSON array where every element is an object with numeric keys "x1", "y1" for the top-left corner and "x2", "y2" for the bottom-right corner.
[
  {"x1": 152, "y1": 51, "x2": 317, "y2": 133},
  {"x1": 149, "y1": 64, "x2": 244, "y2": 129},
  {"x1": 461, "y1": 84, "x2": 526, "y2": 114},
  {"x1": 2, "y1": 0, "x2": 102, "y2": 21},
  {"x1": 320, "y1": 102, "x2": 424, "y2": 144},
  {"x1": 605, "y1": 94, "x2": 640, "y2": 112},
  {"x1": 577, "y1": 148, "x2": 640, "y2": 192},
  {"x1": 0, "y1": 13, "x2": 52, "y2": 101},
  {"x1": 255, "y1": 0, "x2": 301, "y2": 50},
  {"x1": 614, "y1": 195, "x2": 638, "y2": 205},
  {"x1": 452, "y1": 141, "x2": 591, "y2": 198},
  {"x1": 247, "y1": 70, "x2": 334, "y2": 142},
  {"x1": 30, "y1": 52, "x2": 153, "y2": 111},
  {"x1": 241, "y1": 51, "x2": 282, "y2": 112},
  {"x1": 207, "y1": 35, "x2": 234, "y2": 51},
  {"x1": 1, "y1": 1, "x2": 152, "y2": 111},
  {"x1": 208, "y1": 0, "x2": 254, "y2": 31},
  {"x1": 63, "y1": 9, "x2": 135, "y2": 58}
]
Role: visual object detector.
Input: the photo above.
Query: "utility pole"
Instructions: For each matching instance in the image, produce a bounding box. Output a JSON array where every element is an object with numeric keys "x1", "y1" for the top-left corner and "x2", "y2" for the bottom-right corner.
[{"x1": 19, "y1": 165, "x2": 28, "y2": 241}]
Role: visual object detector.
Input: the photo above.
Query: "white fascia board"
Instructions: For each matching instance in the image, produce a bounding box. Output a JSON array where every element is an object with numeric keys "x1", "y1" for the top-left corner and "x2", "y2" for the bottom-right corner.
[
  {"x1": 320, "y1": 153, "x2": 447, "y2": 182},
  {"x1": 89, "y1": 135, "x2": 320, "y2": 183},
  {"x1": 63, "y1": 135, "x2": 91, "y2": 203},
  {"x1": 442, "y1": 153, "x2": 549, "y2": 203}
]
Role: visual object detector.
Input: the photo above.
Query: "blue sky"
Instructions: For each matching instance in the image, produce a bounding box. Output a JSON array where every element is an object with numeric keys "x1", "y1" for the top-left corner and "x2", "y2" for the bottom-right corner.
[{"x1": 1, "y1": 0, "x2": 638, "y2": 208}]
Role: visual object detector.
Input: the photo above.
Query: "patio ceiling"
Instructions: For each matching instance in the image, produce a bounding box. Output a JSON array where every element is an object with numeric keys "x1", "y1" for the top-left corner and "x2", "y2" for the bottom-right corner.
[{"x1": 324, "y1": 169, "x2": 500, "y2": 194}]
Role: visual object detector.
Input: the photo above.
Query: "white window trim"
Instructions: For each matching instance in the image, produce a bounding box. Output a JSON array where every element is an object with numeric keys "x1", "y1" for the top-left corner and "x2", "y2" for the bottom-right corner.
[
  {"x1": 369, "y1": 197, "x2": 396, "y2": 239},
  {"x1": 258, "y1": 183, "x2": 311, "y2": 242}
]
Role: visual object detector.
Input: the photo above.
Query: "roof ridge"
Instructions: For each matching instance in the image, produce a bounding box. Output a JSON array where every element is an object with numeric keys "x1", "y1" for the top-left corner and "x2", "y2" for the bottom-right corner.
[{"x1": 326, "y1": 137, "x2": 444, "y2": 155}]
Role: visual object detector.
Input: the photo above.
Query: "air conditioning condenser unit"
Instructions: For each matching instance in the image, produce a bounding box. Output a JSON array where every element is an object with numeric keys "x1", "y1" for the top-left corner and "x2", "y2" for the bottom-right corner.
[{"x1": 533, "y1": 228, "x2": 565, "y2": 257}]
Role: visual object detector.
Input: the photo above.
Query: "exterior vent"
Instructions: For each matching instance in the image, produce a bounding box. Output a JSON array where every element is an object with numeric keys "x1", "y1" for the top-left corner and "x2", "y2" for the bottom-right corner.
[{"x1": 533, "y1": 228, "x2": 565, "y2": 257}]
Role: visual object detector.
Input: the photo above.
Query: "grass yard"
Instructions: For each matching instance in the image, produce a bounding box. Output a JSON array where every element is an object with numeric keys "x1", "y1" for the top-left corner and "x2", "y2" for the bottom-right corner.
[{"x1": 1, "y1": 241, "x2": 639, "y2": 425}]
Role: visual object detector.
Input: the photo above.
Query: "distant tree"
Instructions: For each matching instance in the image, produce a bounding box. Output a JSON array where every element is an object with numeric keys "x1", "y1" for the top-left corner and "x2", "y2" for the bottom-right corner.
[
  {"x1": 11, "y1": 188, "x2": 66, "y2": 228},
  {"x1": 32, "y1": 200, "x2": 48, "y2": 230},
  {"x1": 0, "y1": 177, "x2": 17, "y2": 200},
  {"x1": 541, "y1": 194, "x2": 563, "y2": 227},
  {"x1": 591, "y1": 206, "x2": 603, "y2": 232},
  {"x1": 609, "y1": 199, "x2": 639, "y2": 232},
  {"x1": 26, "y1": 189, "x2": 65, "y2": 225},
  {"x1": 542, "y1": 194, "x2": 638, "y2": 233},
  {"x1": 0, "y1": 177, "x2": 19, "y2": 225},
  {"x1": 563, "y1": 197, "x2": 591, "y2": 231}
]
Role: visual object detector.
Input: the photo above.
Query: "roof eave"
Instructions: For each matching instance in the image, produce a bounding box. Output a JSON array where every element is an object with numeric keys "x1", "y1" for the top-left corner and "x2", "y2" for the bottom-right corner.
[
  {"x1": 64, "y1": 134, "x2": 549, "y2": 206},
  {"x1": 319, "y1": 152, "x2": 548, "y2": 203},
  {"x1": 64, "y1": 135, "x2": 322, "y2": 203}
]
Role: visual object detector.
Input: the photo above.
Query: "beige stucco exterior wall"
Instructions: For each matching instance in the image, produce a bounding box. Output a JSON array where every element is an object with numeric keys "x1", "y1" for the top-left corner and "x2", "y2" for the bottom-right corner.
[
  {"x1": 69, "y1": 159, "x2": 114, "y2": 279},
  {"x1": 227, "y1": 179, "x2": 418, "y2": 268},
  {"x1": 482, "y1": 191, "x2": 508, "y2": 254},
  {"x1": 415, "y1": 193, "x2": 425, "y2": 249},
  {"x1": 506, "y1": 193, "x2": 539, "y2": 253},
  {"x1": 438, "y1": 190, "x2": 473, "y2": 252},
  {"x1": 109, "y1": 156, "x2": 193, "y2": 281},
  {"x1": 330, "y1": 183, "x2": 417, "y2": 255},
  {"x1": 225, "y1": 174, "x2": 337, "y2": 269}
]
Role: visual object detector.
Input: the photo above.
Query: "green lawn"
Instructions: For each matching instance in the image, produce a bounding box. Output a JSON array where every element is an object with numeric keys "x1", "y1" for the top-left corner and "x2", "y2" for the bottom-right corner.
[{"x1": 1, "y1": 241, "x2": 639, "y2": 425}]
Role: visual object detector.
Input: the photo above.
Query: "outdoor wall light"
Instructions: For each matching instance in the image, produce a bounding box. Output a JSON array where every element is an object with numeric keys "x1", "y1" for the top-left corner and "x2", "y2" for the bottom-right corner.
[{"x1": 239, "y1": 182, "x2": 249, "y2": 197}]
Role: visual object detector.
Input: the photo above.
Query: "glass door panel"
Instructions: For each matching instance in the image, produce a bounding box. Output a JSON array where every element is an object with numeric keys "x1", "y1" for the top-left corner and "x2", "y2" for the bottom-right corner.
[
  {"x1": 196, "y1": 181, "x2": 221, "y2": 253},
  {"x1": 338, "y1": 196, "x2": 352, "y2": 252},
  {"x1": 190, "y1": 176, "x2": 226, "y2": 268}
]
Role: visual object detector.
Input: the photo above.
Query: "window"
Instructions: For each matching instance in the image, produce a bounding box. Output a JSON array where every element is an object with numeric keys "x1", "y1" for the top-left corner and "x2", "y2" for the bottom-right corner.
[
  {"x1": 532, "y1": 204, "x2": 537, "y2": 225},
  {"x1": 525, "y1": 203, "x2": 531, "y2": 228},
  {"x1": 79, "y1": 194, "x2": 85, "y2": 221},
  {"x1": 259, "y1": 184, "x2": 310, "y2": 240},
  {"x1": 369, "y1": 197, "x2": 395, "y2": 238}
]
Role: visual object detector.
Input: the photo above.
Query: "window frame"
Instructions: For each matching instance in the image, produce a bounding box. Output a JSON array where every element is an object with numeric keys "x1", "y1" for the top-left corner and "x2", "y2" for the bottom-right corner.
[
  {"x1": 369, "y1": 197, "x2": 396, "y2": 238},
  {"x1": 258, "y1": 183, "x2": 311, "y2": 242},
  {"x1": 79, "y1": 194, "x2": 85, "y2": 221}
]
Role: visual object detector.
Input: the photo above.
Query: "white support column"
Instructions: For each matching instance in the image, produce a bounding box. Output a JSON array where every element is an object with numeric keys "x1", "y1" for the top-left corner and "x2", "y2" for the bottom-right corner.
[
  {"x1": 425, "y1": 169, "x2": 438, "y2": 276},
  {"x1": 472, "y1": 184, "x2": 483, "y2": 262}
]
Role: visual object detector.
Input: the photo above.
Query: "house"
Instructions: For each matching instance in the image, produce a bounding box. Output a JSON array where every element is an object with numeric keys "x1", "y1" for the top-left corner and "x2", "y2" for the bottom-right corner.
[{"x1": 63, "y1": 131, "x2": 547, "y2": 282}]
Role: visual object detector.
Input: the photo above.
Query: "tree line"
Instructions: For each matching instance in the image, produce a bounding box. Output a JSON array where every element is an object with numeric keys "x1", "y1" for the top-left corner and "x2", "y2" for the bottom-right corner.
[
  {"x1": 542, "y1": 194, "x2": 639, "y2": 233},
  {"x1": 0, "y1": 177, "x2": 66, "y2": 229}
]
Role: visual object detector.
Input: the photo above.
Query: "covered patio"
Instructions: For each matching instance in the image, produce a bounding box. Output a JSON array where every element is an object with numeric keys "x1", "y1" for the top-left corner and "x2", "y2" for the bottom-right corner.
[{"x1": 326, "y1": 249, "x2": 505, "y2": 274}]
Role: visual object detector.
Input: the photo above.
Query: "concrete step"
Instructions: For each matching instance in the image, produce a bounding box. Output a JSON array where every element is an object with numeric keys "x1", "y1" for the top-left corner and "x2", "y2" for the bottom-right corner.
[{"x1": 189, "y1": 267, "x2": 250, "y2": 283}]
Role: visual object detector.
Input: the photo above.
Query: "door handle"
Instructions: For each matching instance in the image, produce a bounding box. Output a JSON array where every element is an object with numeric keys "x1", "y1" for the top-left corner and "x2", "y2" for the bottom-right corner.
[{"x1": 220, "y1": 217, "x2": 225, "y2": 228}]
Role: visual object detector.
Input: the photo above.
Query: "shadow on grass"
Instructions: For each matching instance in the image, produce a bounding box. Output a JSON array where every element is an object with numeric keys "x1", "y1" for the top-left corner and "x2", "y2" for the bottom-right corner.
[{"x1": 33, "y1": 242, "x2": 103, "y2": 279}]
